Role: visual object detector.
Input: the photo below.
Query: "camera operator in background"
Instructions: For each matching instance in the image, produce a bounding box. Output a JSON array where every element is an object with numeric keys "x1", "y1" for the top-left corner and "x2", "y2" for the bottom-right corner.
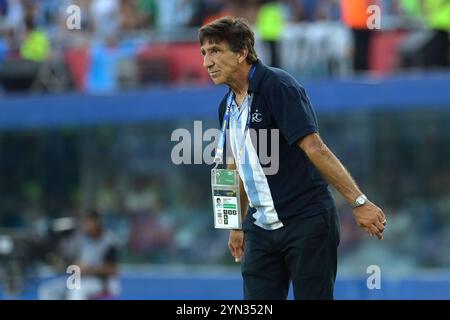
[{"x1": 38, "y1": 210, "x2": 120, "y2": 300}]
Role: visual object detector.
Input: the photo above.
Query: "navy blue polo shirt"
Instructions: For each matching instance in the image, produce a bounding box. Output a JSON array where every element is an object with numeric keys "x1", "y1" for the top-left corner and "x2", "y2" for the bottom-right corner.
[{"x1": 218, "y1": 60, "x2": 335, "y2": 230}]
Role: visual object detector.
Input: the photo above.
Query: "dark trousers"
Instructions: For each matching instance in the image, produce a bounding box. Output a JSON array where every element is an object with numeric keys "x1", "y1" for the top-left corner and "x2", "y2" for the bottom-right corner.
[
  {"x1": 352, "y1": 29, "x2": 373, "y2": 71},
  {"x1": 424, "y1": 30, "x2": 449, "y2": 68},
  {"x1": 263, "y1": 40, "x2": 280, "y2": 68},
  {"x1": 241, "y1": 207, "x2": 340, "y2": 300}
]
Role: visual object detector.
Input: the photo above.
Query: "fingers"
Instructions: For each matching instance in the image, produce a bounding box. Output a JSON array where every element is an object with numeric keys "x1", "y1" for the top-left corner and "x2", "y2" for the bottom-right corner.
[
  {"x1": 374, "y1": 230, "x2": 383, "y2": 240},
  {"x1": 228, "y1": 241, "x2": 236, "y2": 258},
  {"x1": 234, "y1": 247, "x2": 243, "y2": 263},
  {"x1": 374, "y1": 221, "x2": 385, "y2": 233},
  {"x1": 370, "y1": 224, "x2": 383, "y2": 240},
  {"x1": 363, "y1": 224, "x2": 384, "y2": 240},
  {"x1": 228, "y1": 239, "x2": 244, "y2": 263},
  {"x1": 378, "y1": 213, "x2": 387, "y2": 225},
  {"x1": 364, "y1": 227, "x2": 374, "y2": 237},
  {"x1": 354, "y1": 204, "x2": 387, "y2": 240},
  {"x1": 229, "y1": 244, "x2": 243, "y2": 262}
]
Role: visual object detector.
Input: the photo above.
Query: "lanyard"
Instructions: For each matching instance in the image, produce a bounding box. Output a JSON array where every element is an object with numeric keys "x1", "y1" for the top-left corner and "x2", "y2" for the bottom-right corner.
[
  {"x1": 234, "y1": 95, "x2": 252, "y2": 166},
  {"x1": 214, "y1": 65, "x2": 256, "y2": 167}
]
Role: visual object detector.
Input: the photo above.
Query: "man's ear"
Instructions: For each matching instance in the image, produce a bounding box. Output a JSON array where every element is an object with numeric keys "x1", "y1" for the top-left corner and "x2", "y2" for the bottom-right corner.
[{"x1": 238, "y1": 48, "x2": 248, "y2": 64}]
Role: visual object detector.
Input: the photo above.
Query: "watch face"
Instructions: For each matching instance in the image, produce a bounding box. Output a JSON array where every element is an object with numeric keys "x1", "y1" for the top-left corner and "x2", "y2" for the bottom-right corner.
[{"x1": 357, "y1": 196, "x2": 366, "y2": 205}]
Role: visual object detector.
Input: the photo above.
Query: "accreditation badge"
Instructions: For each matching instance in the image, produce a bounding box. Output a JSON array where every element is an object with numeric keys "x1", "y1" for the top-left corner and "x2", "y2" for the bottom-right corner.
[{"x1": 211, "y1": 169, "x2": 242, "y2": 229}]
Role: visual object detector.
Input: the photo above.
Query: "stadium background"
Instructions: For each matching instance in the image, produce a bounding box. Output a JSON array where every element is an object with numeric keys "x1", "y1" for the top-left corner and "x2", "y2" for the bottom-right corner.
[{"x1": 0, "y1": 0, "x2": 450, "y2": 299}]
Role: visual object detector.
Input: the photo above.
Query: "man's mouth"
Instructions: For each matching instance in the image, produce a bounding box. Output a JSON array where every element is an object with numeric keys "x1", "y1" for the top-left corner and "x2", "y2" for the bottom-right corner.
[{"x1": 209, "y1": 71, "x2": 219, "y2": 77}]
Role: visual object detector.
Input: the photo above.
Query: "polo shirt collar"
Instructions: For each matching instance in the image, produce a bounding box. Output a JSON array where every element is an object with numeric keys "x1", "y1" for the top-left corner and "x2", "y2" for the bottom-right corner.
[
  {"x1": 225, "y1": 59, "x2": 266, "y2": 99},
  {"x1": 231, "y1": 94, "x2": 249, "y2": 120},
  {"x1": 248, "y1": 59, "x2": 266, "y2": 93}
]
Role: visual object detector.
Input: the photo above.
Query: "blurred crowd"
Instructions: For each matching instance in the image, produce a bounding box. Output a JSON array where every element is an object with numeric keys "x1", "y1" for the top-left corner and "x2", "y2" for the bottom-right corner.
[
  {"x1": 0, "y1": 0, "x2": 448, "y2": 93},
  {"x1": 0, "y1": 0, "x2": 446, "y2": 36}
]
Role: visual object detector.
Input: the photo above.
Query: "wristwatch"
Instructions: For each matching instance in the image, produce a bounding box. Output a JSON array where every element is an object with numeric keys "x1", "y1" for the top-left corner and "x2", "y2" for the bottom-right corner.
[{"x1": 351, "y1": 194, "x2": 367, "y2": 209}]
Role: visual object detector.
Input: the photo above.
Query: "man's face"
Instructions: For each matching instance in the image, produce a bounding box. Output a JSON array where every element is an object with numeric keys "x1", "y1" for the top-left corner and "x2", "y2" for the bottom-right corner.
[
  {"x1": 83, "y1": 217, "x2": 100, "y2": 237},
  {"x1": 201, "y1": 40, "x2": 241, "y2": 85}
]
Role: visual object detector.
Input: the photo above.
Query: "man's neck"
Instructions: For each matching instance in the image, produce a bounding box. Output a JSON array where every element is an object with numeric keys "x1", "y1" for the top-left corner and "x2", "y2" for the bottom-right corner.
[{"x1": 229, "y1": 64, "x2": 252, "y2": 98}]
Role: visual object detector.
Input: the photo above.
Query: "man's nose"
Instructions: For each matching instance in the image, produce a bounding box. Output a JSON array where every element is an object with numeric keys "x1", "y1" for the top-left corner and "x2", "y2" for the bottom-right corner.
[{"x1": 203, "y1": 54, "x2": 213, "y2": 69}]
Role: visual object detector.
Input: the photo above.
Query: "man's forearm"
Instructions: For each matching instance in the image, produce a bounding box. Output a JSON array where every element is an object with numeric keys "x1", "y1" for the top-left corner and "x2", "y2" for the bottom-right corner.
[
  {"x1": 306, "y1": 144, "x2": 362, "y2": 204},
  {"x1": 299, "y1": 133, "x2": 386, "y2": 239}
]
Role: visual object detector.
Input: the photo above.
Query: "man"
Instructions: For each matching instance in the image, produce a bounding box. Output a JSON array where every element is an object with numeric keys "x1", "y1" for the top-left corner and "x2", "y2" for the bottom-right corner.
[
  {"x1": 256, "y1": 0, "x2": 284, "y2": 68},
  {"x1": 38, "y1": 210, "x2": 120, "y2": 300},
  {"x1": 340, "y1": 0, "x2": 378, "y2": 71},
  {"x1": 199, "y1": 17, "x2": 387, "y2": 300}
]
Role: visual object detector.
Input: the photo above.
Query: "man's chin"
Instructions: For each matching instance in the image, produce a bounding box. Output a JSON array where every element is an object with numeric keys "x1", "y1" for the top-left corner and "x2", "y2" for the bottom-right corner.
[{"x1": 210, "y1": 77, "x2": 223, "y2": 85}]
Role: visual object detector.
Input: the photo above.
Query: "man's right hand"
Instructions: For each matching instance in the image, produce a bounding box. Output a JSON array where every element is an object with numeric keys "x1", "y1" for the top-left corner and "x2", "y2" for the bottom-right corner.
[
  {"x1": 228, "y1": 229, "x2": 244, "y2": 263},
  {"x1": 352, "y1": 200, "x2": 387, "y2": 240}
]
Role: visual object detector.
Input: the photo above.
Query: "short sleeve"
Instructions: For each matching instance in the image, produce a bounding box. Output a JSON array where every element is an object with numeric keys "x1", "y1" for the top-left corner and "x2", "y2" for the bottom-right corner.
[{"x1": 268, "y1": 82, "x2": 318, "y2": 146}]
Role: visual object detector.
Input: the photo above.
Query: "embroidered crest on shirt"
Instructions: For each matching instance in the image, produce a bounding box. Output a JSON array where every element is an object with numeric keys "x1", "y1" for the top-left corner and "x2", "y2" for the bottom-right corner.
[{"x1": 252, "y1": 109, "x2": 262, "y2": 123}]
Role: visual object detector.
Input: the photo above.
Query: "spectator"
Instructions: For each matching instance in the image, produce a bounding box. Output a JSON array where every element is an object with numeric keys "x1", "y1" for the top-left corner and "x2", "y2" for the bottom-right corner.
[
  {"x1": 90, "y1": 0, "x2": 120, "y2": 39},
  {"x1": 256, "y1": 0, "x2": 285, "y2": 68},
  {"x1": 20, "y1": 13, "x2": 51, "y2": 61},
  {"x1": 340, "y1": 0, "x2": 379, "y2": 72},
  {"x1": 38, "y1": 210, "x2": 120, "y2": 300}
]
